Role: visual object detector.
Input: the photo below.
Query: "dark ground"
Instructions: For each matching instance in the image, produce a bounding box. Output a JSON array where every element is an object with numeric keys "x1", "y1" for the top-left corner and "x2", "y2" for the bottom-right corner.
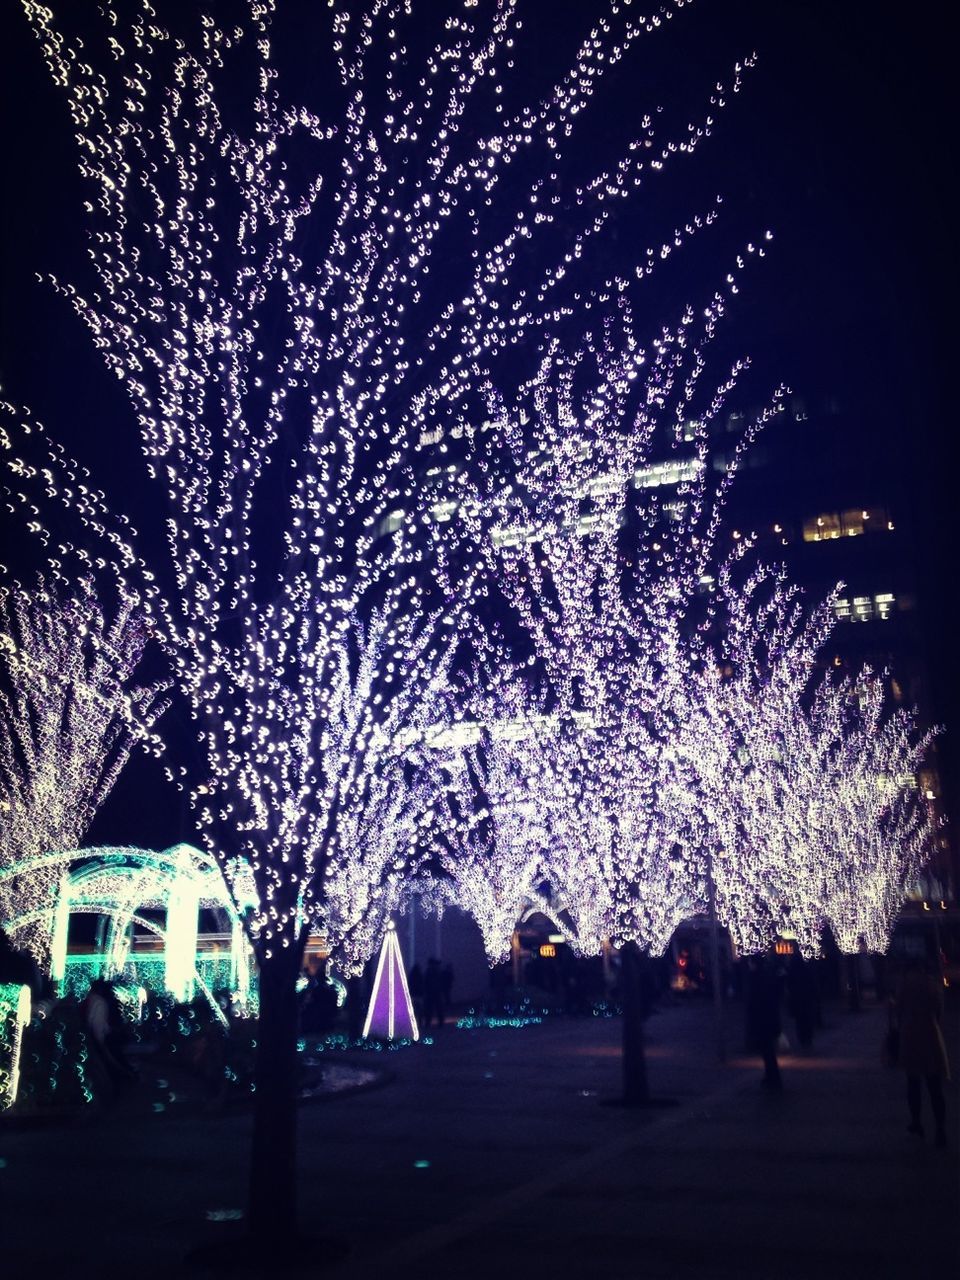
[{"x1": 2, "y1": 994, "x2": 957, "y2": 1279}]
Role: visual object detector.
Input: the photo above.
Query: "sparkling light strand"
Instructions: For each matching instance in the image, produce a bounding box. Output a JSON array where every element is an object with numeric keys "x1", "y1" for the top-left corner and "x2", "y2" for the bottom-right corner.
[
  {"x1": 685, "y1": 566, "x2": 939, "y2": 956},
  {"x1": 0, "y1": 573, "x2": 169, "y2": 961},
  {"x1": 8, "y1": 1, "x2": 717, "y2": 971}
]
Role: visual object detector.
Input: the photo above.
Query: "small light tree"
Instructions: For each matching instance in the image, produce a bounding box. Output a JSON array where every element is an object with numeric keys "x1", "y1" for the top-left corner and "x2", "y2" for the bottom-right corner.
[
  {"x1": 0, "y1": 573, "x2": 168, "y2": 963},
  {"x1": 819, "y1": 674, "x2": 937, "y2": 954}
]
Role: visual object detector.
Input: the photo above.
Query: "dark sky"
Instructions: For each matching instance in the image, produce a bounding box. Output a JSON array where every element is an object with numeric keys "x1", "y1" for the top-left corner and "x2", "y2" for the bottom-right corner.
[{"x1": 1, "y1": 0, "x2": 956, "y2": 848}]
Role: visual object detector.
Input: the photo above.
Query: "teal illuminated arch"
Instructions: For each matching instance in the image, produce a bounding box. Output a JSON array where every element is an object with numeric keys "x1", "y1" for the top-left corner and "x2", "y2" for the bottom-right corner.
[{"x1": 1, "y1": 843, "x2": 257, "y2": 1014}]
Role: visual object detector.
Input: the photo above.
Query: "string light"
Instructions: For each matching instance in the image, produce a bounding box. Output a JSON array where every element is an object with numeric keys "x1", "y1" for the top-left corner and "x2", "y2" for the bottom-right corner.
[
  {"x1": 0, "y1": 573, "x2": 168, "y2": 963},
  {"x1": 0, "y1": 982, "x2": 32, "y2": 1110},
  {"x1": 443, "y1": 291, "x2": 934, "y2": 961},
  {"x1": 6, "y1": 0, "x2": 726, "y2": 977},
  {"x1": 686, "y1": 567, "x2": 940, "y2": 956}
]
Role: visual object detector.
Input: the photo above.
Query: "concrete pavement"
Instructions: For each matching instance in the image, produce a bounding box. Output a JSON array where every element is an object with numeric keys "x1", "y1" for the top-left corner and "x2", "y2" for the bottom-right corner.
[{"x1": 1, "y1": 994, "x2": 956, "y2": 1278}]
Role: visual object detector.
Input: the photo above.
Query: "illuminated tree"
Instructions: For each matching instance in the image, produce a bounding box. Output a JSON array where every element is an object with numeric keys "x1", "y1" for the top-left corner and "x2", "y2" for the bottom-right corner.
[
  {"x1": 435, "y1": 710, "x2": 553, "y2": 965},
  {"x1": 455, "y1": 284, "x2": 934, "y2": 1096},
  {"x1": 0, "y1": 574, "x2": 168, "y2": 963},
  {"x1": 687, "y1": 566, "x2": 938, "y2": 959},
  {"x1": 818, "y1": 677, "x2": 936, "y2": 953},
  {"x1": 454, "y1": 264, "x2": 785, "y2": 938},
  {"x1": 313, "y1": 611, "x2": 456, "y2": 982},
  {"x1": 11, "y1": 0, "x2": 716, "y2": 1241}
]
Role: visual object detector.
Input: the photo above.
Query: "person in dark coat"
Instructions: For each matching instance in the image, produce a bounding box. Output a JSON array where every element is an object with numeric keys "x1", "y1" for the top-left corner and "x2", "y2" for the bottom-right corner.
[
  {"x1": 894, "y1": 959, "x2": 950, "y2": 1146},
  {"x1": 745, "y1": 955, "x2": 784, "y2": 1090}
]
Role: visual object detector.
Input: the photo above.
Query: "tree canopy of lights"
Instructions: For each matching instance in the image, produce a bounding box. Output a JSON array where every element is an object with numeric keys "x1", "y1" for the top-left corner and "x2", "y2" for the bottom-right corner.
[
  {"x1": 440, "y1": 270, "x2": 784, "y2": 961},
  {"x1": 7, "y1": 0, "x2": 744, "y2": 967},
  {"x1": 0, "y1": 573, "x2": 168, "y2": 963},
  {"x1": 445, "y1": 280, "x2": 936, "y2": 965},
  {"x1": 435, "y1": 700, "x2": 555, "y2": 964},
  {"x1": 685, "y1": 565, "x2": 939, "y2": 959},
  {"x1": 7, "y1": 0, "x2": 737, "y2": 1238}
]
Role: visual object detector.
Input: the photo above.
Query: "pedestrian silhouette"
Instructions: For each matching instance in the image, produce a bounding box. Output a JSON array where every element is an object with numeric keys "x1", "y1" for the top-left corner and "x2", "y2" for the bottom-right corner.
[
  {"x1": 745, "y1": 955, "x2": 784, "y2": 1090},
  {"x1": 894, "y1": 957, "x2": 950, "y2": 1146}
]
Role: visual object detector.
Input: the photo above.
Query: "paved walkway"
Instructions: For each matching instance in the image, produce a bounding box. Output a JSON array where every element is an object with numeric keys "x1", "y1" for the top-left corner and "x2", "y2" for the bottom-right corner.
[{"x1": 1, "y1": 995, "x2": 957, "y2": 1278}]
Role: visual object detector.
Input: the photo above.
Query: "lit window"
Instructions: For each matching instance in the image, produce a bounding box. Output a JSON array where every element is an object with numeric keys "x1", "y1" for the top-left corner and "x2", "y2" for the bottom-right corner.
[
  {"x1": 491, "y1": 524, "x2": 538, "y2": 549},
  {"x1": 633, "y1": 457, "x2": 704, "y2": 489},
  {"x1": 803, "y1": 512, "x2": 841, "y2": 542},
  {"x1": 833, "y1": 592, "x2": 896, "y2": 622},
  {"x1": 379, "y1": 510, "x2": 406, "y2": 536},
  {"x1": 803, "y1": 508, "x2": 891, "y2": 542},
  {"x1": 585, "y1": 472, "x2": 623, "y2": 497},
  {"x1": 428, "y1": 500, "x2": 458, "y2": 523},
  {"x1": 853, "y1": 595, "x2": 873, "y2": 620},
  {"x1": 841, "y1": 509, "x2": 864, "y2": 537},
  {"x1": 875, "y1": 592, "x2": 895, "y2": 619}
]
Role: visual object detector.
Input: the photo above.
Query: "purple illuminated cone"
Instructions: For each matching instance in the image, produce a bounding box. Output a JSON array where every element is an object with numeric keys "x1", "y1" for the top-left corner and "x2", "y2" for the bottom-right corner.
[{"x1": 362, "y1": 922, "x2": 420, "y2": 1042}]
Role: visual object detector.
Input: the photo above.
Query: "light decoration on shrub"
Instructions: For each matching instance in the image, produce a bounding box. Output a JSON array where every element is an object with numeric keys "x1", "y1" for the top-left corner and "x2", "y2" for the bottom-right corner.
[
  {"x1": 0, "y1": 575, "x2": 168, "y2": 964},
  {"x1": 362, "y1": 921, "x2": 419, "y2": 1042},
  {"x1": 0, "y1": 982, "x2": 32, "y2": 1110}
]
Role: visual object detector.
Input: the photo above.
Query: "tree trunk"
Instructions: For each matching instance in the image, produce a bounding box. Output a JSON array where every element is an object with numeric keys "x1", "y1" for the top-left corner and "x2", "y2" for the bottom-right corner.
[
  {"x1": 248, "y1": 942, "x2": 303, "y2": 1244},
  {"x1": 620, "y1": 940, "x2": 650, "y2": 1105}
]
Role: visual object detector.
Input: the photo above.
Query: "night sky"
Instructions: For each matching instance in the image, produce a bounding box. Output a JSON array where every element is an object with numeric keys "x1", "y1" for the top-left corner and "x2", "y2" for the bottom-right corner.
[{"x1": 1, "y1": 1, "x2": 956, "y2": 848}]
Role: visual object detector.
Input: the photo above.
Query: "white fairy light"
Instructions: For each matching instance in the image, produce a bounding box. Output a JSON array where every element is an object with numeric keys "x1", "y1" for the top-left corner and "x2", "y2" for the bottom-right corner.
[
  {"x1": 447, "y1": 286, "x2": 934, "y2": 963},
  {"x1": 6, "y1": 0, "x2": 722, "y2": 976},
  {"x1": 0, "y1": 573, "x2": 168, "y2": 962},
  {"x1": 686, "y1": 567, "x2": 939, "y2": 957}
]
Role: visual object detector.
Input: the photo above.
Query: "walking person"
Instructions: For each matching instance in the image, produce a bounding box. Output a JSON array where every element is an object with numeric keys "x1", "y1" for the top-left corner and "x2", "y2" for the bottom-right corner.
[
  {"x1": 894, "y1": 957, "x2": 950, "y2": 1146},
  {"x1": 82, "y1": 978, "x2": 135, "y2": 1091},
  {"x1": 745, "y1": 954, "x2": 784, "y2": 1090}
]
